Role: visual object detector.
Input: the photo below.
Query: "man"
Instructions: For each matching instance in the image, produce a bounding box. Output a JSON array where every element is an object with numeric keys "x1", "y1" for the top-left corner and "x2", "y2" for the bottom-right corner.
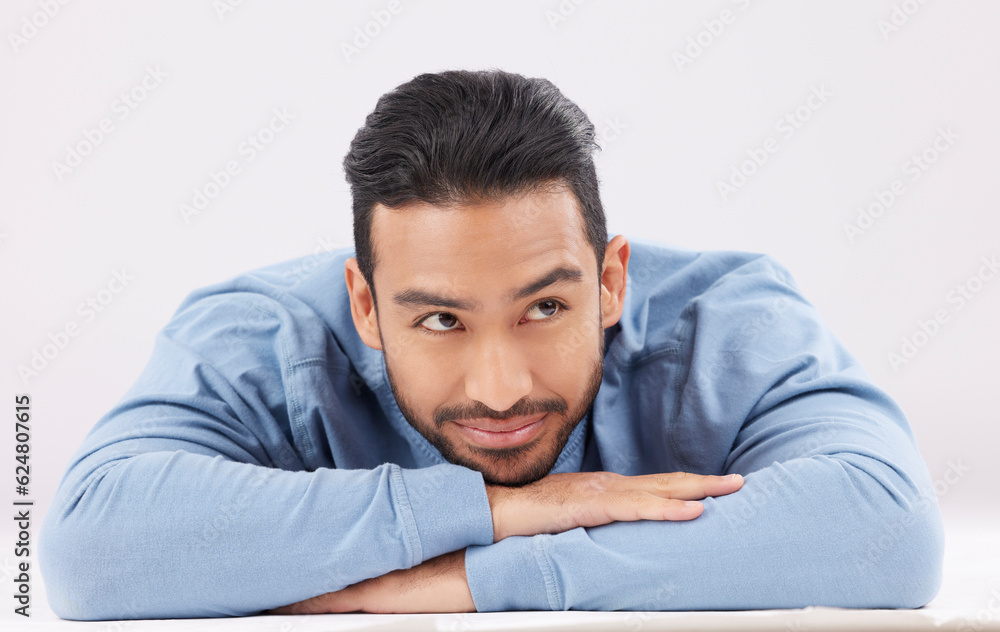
[{"x1": 39, "y1": 69, "x2": 943, "y2": 619}]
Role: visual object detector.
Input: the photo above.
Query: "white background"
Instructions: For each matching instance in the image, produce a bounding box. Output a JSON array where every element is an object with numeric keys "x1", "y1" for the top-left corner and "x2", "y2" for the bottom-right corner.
[{"x1": 1, "y1": 0, "x2": 998, "y2": 624}]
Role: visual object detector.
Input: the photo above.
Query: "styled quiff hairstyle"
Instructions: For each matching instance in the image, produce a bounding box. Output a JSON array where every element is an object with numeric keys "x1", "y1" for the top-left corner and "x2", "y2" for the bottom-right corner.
[{"x1": 343, "y1": 69, "x2": 607, "y2": 302}]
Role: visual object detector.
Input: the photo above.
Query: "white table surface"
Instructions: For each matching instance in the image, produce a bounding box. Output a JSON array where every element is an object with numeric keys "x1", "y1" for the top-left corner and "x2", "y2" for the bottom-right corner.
[{"x1": 10, "y1": 516, "x2": 999, "y2": 632}]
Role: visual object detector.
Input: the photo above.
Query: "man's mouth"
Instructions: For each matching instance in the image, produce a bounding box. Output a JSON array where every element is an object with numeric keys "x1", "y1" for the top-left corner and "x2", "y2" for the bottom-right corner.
[{"x1": 452, "y1": 412, "x2": 547, "y2": 448}]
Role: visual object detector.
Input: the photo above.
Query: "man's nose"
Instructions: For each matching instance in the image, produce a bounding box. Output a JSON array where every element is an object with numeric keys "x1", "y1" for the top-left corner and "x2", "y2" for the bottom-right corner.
[{"x1": 463, "y1": 334, "x2": 533, "y2": 414}]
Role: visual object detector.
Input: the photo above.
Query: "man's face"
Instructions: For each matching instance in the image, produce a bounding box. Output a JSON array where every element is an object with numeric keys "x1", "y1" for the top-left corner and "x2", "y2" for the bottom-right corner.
[{"x1": 346, "y1": 185, "x2": 628, "y2": 486}]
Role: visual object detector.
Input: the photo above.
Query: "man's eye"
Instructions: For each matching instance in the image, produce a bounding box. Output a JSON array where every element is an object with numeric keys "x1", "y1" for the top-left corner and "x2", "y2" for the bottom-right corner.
[
  {"x1": 524, "y1": 299, "x2": 563, "y2": 321},
  {"x1": 420, "y1": 312, "x2": 462, "y2": 332}
]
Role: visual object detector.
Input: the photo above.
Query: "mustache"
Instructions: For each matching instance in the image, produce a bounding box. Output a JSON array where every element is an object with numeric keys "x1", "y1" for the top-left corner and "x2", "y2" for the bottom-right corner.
[{"x1": 434, "y1": 397, "x2": 567, "y2": 426}]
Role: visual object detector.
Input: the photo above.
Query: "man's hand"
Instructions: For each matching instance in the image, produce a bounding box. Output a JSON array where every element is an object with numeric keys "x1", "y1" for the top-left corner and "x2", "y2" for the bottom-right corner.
[
  {"x1": 266, "y1": 549, "x2": 474, "y2": 615},
  {"x1": 486, "y1": 471, "x2": 744, "y2": 542}
]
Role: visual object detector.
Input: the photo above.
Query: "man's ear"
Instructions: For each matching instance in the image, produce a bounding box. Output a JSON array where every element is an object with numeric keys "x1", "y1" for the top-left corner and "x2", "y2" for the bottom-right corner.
[
  {"x1": 344, "y1": 257, "x2": 383, "y2": 351},
  {"x1": 600, "y1": 234, "x2": 630, "y2": 329}
]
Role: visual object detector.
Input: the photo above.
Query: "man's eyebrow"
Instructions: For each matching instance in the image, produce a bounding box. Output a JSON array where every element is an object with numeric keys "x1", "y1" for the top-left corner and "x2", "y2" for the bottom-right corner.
[
  {"x1": 391, "y1": 265, "x2": 586, "y2": 312},
  {"x1": 391, "y1": 289, "x2": 481, "y2": 312},
  {"x1": 507, "y1": 265, "x2": 585, "y2": 303}
]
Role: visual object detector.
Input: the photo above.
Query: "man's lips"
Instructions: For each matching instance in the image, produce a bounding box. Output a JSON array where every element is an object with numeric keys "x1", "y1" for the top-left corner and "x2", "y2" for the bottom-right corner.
[
  {"x1": 452, "y1": 411, "x2": 547, "y2": 433},
  {"x1": 452, "y1": 412, "x2": 548, "y2": 448}
]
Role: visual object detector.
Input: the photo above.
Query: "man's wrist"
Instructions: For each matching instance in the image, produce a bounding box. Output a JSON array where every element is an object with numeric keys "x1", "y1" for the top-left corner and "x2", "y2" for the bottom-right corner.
[
  {"x1": 466, "y1": 534, "x2": 553, "y2": 612},
  {"x1": 400, "y1": 464, "x2": 494, "y2": 559},
  {"x1": 484, "y1": 483, "x2": 510, "y2": 542}
]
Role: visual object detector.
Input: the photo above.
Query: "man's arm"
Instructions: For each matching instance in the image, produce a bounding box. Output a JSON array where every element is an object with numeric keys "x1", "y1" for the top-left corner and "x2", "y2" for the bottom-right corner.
[
  {"x1": 268, "y1": 256, "x2": 944, "y2": 614},
  {"x1": 39, "y1": 280, "x2": 744, "y2": 619},
  {"x1": 465, "y1": 400, "x2": 943, "y2": 610},
  {"x1": 266, "y1": 472, "x2": 745, "y2": 615},
  {"x1": 460, "y1": 256, "x2": 944, "y2": 611},
  {"x1": 38, "y1": 291, "x2": 498, "y2": 620},
  {"x1": 274, "y1": 402, "x2": 942, "y2": 614}
]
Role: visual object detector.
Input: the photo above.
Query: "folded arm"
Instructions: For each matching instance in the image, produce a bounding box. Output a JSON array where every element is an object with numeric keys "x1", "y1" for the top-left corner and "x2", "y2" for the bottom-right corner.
[
  {"x1": 464, "y1": 256, "x2": 945, "y2": 611},
  {"x1": 282, "y1": 387, "x2": 943, "y2": 613},
  {"x1": 269, "y1": 255, "x2": 945, "y2": 614},
  {"x1": 38, "y1": 292, "x2": 495, "y2": 620},
  {"x1": 466, "y1": 389, "x2": 944, "y2": 610}
]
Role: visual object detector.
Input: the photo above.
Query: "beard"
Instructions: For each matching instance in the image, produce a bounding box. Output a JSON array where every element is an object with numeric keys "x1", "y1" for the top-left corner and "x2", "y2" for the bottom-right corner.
[{"x1": 381, "y1": 328, "x2": 605, "y2": 487}]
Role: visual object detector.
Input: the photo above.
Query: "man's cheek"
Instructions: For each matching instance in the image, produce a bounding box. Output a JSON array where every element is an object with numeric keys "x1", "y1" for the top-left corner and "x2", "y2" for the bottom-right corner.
[{"x1": 546, "y1": 323, "x2": 598, "y2": 370}]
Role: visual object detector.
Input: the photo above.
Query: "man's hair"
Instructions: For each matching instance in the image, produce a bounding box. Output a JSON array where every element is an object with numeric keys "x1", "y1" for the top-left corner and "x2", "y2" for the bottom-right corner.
[{"x1": 343, "y1": 69, "x2": 607, "y2": 301}]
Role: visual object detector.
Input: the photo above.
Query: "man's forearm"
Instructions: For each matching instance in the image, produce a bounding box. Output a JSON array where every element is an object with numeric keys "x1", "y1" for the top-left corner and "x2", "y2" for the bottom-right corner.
[
  {"x1": 268, "y1": 549, "x2": 475, "y2": 614},
  {"x1": 271, "y1": 470, "x2": 743, "y2": 614},
  {"x1": 272, "y1": 454, "x2": 941, "y2": 614},
  {"x1": 39, "y1": 454, "x2": 493, "y2": 619},
  {"x1": 465, "y1": 455, "x2": 943, "y2": 611}
]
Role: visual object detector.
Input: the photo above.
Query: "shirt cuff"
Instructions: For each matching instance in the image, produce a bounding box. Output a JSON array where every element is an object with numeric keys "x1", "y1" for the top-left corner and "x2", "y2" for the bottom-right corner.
[
  {"x1": 465, "y1": 533, "x2": 556, "y2": 611},
  {"x1": 396, "y1": 463, "x2": 494, "y2": 562}
]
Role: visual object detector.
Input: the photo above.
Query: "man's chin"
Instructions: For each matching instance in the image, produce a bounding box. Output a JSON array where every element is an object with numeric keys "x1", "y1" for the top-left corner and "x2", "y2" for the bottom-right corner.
[
  {"x1": 478, "y1": 466, "x2": 548, "y2": 488},
  {"x1": 462, "y1": 450, "x2": 555, "y2": 487},
  {"x1": 446, "y1": 436, "x2": 543, "y2": 484}
]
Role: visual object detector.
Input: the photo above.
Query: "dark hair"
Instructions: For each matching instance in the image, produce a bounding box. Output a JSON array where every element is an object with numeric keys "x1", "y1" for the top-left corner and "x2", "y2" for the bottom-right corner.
[{"x1": 343, "y1": 69, "x2": 607, "y2": 302}]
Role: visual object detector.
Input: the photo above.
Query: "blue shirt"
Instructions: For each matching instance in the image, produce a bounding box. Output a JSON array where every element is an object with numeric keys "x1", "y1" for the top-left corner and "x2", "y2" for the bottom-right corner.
[{"x1": 38, "y1": 237, "x2": 944, "y2": 619}]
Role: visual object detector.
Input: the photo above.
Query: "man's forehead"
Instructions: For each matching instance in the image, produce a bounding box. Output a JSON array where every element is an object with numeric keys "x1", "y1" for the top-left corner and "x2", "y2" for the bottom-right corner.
[{"x1": 370, "y1": 188, "x2": 594, "y2": 284}]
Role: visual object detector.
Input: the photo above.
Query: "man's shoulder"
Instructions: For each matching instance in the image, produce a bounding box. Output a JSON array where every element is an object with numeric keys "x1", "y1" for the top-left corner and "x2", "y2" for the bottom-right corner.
[
  {"x1": 172, "y1": 246, "x2": 356, "y2": 320},
  {"x1": 626, "y1": 236, "x2": 795, "y2": 292},
  {"x1": 613, "y1": 236, "x2": 804, "y2": 362},
  {"x1": 159, "y1": 246, "x2": 370, "y2": 370}
]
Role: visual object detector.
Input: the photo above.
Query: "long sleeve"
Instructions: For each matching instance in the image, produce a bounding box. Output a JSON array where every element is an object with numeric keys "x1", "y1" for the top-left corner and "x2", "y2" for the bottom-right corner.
[
  {"x1": 38, "y1": 288, "x2": 494, "y2": 620},
  {"x1": 465, "y1": 253, "x2": 944, "y2": 611}
]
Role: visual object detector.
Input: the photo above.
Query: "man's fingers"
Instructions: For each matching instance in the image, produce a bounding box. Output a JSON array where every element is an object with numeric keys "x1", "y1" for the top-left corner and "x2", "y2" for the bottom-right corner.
[
  {"x1": 638, "y1": 472, "x2": 744, "y2": 501},
  {"x1": 590, "y1": 494, "x2": 705, "y2": 524},
  {"x1": 489, "y1": 470, "x2": 745, "y2": 541},
  {"x1": 634, "y1": 497, "x2": 704, "y2": 521}
]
